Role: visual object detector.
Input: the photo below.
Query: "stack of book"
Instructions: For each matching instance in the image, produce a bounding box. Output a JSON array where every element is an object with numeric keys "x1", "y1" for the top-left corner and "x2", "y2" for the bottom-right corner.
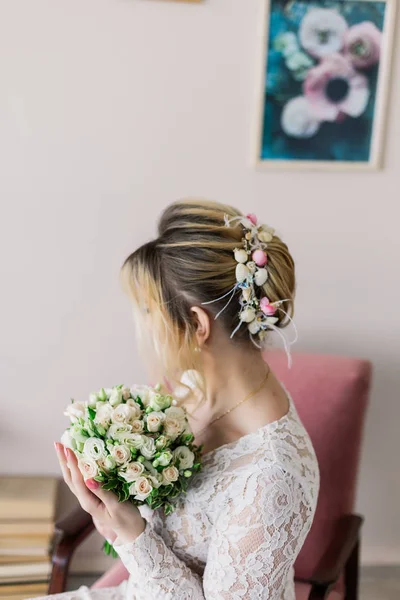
[{"x1": 0, "y1": 477, "x2": 58, "y2": 600}]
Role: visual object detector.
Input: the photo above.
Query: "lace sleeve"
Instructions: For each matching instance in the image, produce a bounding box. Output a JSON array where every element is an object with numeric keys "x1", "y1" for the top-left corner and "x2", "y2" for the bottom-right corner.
[
  {"x1": 202, "y1": 465, "x2": 314, "y2": 598},
  {"x1": 114, "y1": 521, "x2": 204, "y2": 599},
  {"x1": 114, "y1": 464, "x2": 314, "y2": 599}
]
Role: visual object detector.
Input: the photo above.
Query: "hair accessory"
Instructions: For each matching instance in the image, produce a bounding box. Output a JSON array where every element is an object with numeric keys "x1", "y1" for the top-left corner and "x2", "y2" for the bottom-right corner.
[{"x1": 202, "y1": 213, "x2": 297, "y2": 368}]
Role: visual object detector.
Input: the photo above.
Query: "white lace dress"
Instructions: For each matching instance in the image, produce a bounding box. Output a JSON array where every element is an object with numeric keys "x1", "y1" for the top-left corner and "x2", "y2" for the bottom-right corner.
[{"x1": 37, "y1": 384, "x2": 319, "y2": 600}]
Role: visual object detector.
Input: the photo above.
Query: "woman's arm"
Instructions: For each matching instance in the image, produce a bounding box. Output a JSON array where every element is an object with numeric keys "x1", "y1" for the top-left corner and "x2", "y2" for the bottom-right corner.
[{"x1": 114, "y1": 466, "x2": 314, "y2": 599}]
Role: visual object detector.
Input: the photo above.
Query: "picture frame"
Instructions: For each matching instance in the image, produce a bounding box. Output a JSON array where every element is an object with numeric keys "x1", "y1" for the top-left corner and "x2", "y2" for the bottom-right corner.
[{"x1": 253, "y1": 0, "x2": 397, "y2": 170}]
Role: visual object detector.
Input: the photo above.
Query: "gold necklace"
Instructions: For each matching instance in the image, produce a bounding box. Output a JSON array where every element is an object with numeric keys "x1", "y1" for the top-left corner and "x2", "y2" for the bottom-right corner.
[{"x1": 195, "y1": 365, "x2": 271, "y2": 437}]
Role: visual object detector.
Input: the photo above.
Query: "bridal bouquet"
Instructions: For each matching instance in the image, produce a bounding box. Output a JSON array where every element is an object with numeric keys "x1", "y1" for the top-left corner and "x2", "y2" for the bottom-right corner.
[{"x1": 61, "y1": 383, "x2": 203, "y2": 555}]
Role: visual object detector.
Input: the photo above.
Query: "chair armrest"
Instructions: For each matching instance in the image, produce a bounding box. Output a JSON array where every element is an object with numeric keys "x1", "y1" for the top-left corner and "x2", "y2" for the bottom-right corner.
[
  {"x1": 309, "y1": 514, "x2": 363, "y2": 589},
  {"x1": 48, "y1": 504, "x2": 95, "y2": 594}
]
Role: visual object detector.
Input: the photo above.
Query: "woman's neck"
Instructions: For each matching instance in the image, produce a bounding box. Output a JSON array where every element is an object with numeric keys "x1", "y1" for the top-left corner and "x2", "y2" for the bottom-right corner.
[{"x1": 199, "y1": 344, "x2": 270, "y2": 416}]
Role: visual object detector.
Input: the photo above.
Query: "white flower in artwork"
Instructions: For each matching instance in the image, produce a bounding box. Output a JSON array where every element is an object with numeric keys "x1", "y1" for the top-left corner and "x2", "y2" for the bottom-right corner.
[
  {"x1": 299, "y1": 8, "x2": 348, "y2": 58},
  {"x1": 285, "y1": 52, "x2": 314, "y2": 81},
  {"x1": 281, "y1": 96, "x2": 320, "y2": 139},
  {"x1": 274, "y1": 31, "x2": 299, "y2": 58}
]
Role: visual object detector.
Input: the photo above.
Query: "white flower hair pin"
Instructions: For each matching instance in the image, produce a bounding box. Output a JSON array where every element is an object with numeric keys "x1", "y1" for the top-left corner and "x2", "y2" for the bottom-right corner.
[{"x1": 202, "y1": 213, "x2": 298, "y2": 368}]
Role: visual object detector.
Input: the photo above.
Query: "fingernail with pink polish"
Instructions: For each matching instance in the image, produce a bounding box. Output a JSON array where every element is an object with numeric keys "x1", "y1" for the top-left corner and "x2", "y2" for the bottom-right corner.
[{"x1": 86, "y1": 479, "x2": 99, "y2": 490}]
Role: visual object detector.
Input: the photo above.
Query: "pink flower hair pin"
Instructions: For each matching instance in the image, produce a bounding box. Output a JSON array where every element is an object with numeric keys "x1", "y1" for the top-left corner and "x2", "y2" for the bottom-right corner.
[{"x1": 202, "y1": 213, "x2": 298, "y2": 368}]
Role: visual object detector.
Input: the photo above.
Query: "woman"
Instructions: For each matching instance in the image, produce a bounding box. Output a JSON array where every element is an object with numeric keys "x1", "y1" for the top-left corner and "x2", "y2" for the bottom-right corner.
[{"x1": 47, "y1": 199, "x2": 319, "y2": 599}]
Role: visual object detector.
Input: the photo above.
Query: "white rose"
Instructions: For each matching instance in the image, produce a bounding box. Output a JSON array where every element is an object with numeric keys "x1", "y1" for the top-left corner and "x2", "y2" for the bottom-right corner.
[
  {"x1": 83, "y1": 438, "x2": 106, "y2": 460},
  {"x1": 173, "y1": 446, "x2": 195, "y2": 470},
  {"x1": 69, "y1": 425, "x2": 90, "y2": 444},
  {"x1": 146, "y1": 411, "x2": 165, "y2": 432},
  {"x1": 88, "y1": 393, "x2": 98, "y2": 408},
  {"x1": 64, "y1": 401, "x2": 86, "y2": 423},
  {"x1": 163, "y1": 418, "x2": 185, "y2": 440},
  {"x1": 78, "y1": 456, "x2": 98, "y2": 480},
  {"x1": 122, "y1": 387, "x2": 131, "y2": 400},
  {"x1": 112, "y1": 404, "x2": 136, "y2": 425},
  {"x1": 122, "y1": 433, "x2": 145, "y2": 449},
  {"x1": 140, "y1": 437, "x2": 156, "y2": 459},
  {"x1": 157, "y1": 450, "x2": 173, "y2": 466},
  {"x1": 109, "y1": 388, "x2": 123, "y2": 407},
  {"x1": 110, "y1": 444, "x2": 131, "y2": 465},
  {"x1": 131, "y1": 419, "x2": 145, "y2": 433},
  {"x1": 97, "y1": 455, "x2": 116, "y2": 472},
  {"x1": 60, "y1": 430, "x2": 77, "y2": 450},
  {"x1": 148, "y1": 473, "x2": 162, "y2": 489},
  {"x1": 94, "y1": 403, "x2": 113, "y2": 428},
  {"x1": 125, "y1": 400, "x2": 143, "y2": 419},
  {"x1": 129, "y1": 476, "x2": 153, "y2": 500},
  {"x1": 155, "y1": 435, "x2": 170, "y2": 450},
  {"x1": 149, "y1": 393, "x2": 172, "y2": 412},
  {"x1": 130, "y1": 385, "x2": 154, "y2": 407},
  {"x1": 162, "y1": 465, "x2": 179, "y2": 484},
  {"x1": 106, "y1": 424, "x2": 132, "y2": 440},
  {"x1": 119, "y1": 461, "x2": 144, "y2": 482}
]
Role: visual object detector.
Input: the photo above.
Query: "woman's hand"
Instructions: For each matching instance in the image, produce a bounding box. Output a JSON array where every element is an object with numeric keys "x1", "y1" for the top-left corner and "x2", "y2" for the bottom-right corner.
[{"x1": 54, "y1": 442, "x2": 146, "y2": 546}]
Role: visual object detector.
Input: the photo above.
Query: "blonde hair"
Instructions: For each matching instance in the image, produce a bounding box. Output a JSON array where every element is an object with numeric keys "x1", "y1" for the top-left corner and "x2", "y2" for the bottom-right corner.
[{"x1": 121, "y1": 199, "x2": 295, "y2": 401}]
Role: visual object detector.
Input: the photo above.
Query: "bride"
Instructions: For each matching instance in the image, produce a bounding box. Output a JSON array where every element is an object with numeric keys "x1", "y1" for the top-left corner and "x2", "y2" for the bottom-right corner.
[{"x1": 45, "y1": 199, "x2": 319, "y2": 599}]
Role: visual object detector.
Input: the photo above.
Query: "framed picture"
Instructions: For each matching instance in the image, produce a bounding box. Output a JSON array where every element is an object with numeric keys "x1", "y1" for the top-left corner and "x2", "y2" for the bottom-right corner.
[{"x1": 254, "y1": 0, "x2": 397, "y2": 170}]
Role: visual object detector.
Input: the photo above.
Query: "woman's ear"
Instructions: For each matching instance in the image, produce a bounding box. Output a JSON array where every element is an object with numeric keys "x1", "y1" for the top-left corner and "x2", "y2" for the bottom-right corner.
[{"x1": 190, "y1": 306, "x2": 211, "y2": 348}]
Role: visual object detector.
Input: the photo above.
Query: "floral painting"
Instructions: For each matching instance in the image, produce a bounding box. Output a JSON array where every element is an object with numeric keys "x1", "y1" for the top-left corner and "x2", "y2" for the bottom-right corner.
[{"x1": 257, "y1": 0, "x2": 393, "y2": 166}]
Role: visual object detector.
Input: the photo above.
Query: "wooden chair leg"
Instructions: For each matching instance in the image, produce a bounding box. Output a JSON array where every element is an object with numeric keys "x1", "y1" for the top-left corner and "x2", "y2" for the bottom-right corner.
[{"x1": 344, "y1": 539, "x2": 360, "y2": 600}]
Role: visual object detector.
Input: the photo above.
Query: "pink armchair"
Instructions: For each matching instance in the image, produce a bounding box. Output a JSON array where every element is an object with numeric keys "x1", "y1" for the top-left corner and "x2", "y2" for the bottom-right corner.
[{"x1": 50, "y1": 351, "x2": 372, "y2": 599}]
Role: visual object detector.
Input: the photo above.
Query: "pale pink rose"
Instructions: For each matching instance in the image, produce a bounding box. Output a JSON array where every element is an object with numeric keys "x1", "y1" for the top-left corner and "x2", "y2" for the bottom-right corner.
[
  {"x1": 304, "y1": 54, "x2": 370, "y2": 122},
  {"x1": 122, "y1": 388, "x2": 131, "y2": 400},
  {"x1": 110, "y1": 444, "x2": 131, "y2": 465},
  {"x1": 111, "y1": 404, "x2": 136, "y2": 425},
  {"x1": 97, "y1": 455, "x2": 116, "y2": 472},
  {"x1": 129, "y1": 476, "x2": 153, "y2": 500},
  {"x1": 146, "y1": 411, "x2": 166, "y2": 433},
  {"x1": 131, "y1": 419, "x2": 144, "y2": 433},
  {"x1": 78, "y1": 456, "x2": 98, "y2": 480},
  {"x1": 162, "y1": 465, "x2": 179, "y2": 484},
  {"x1": 164, "y1": 406, "x2": 186, "y2": 421},
  {"x1": 94, "y1": 403, "x2": 113, "y2": 428},
  {"x1": 119, "y1": 461, "x2": 144, "y2": 482},
  {"x1": 163, "y1": 417, "x2": 184, "y2": 440},
  {"x1": 344, "y1": 22, "x2": 381, "y2": 69},
  {"x1": 125, "y1": 399, "x2": 143, "y2": 419}
]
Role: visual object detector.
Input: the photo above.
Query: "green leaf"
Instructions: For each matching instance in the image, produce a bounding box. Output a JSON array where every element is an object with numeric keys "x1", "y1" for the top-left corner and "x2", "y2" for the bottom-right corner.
[
  {"x1": 102, "y1": 540, "x2": 118, "y2": 559},
  {"x1": 87, "y1": 406, "x2": 96, "y2": 420},
  {"x1": 102, "y1": 480, "x2": 118, "y2": 491}
]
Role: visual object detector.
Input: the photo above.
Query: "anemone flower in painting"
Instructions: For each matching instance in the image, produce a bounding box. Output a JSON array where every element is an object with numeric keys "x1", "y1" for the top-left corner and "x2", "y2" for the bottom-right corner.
[
  {"x1": 344, "y1": 21, "x2": 382, "y2": 69},
  {"x1": 299, "y1": 8, "x2": 348, "y2": 58},
  {"x1": 303, "y1": 53, "x2": 370, "y2": 122}
]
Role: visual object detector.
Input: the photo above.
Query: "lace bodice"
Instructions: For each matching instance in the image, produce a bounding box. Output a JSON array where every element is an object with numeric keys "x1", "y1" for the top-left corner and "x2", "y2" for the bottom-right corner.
[{"x1": 111, "y1": 383, "x2": 320, "y2": 599}]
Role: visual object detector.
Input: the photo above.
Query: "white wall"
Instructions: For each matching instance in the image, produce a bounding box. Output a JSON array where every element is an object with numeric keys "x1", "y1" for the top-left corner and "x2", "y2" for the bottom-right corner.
[{"x1": 0, "y1": 0, "x2": 399, "y2": 569}]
